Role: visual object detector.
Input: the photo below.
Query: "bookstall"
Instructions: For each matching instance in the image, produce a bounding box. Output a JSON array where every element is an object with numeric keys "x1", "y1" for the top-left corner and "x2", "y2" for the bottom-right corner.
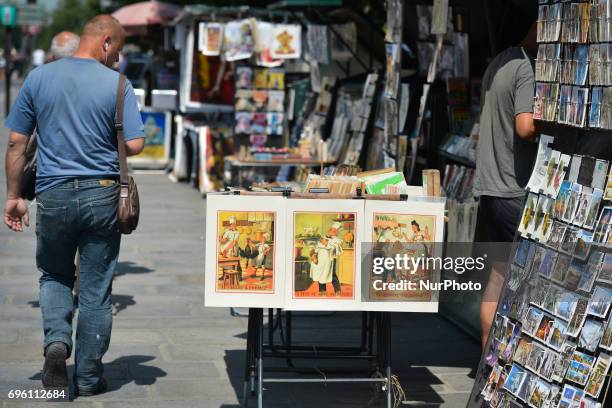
[
  {"x1": 204, "y1": 190, "x2": 446, "y2": 407},
  {"x1": 467, "y1": 1, "x2": 612, "y2": 406}
]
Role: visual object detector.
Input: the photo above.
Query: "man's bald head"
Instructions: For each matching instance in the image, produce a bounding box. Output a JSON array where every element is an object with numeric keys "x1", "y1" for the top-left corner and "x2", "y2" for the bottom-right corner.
[
  {"x1": 50, "y1": 31, "x2": 79, "y2": 59},
  {"x1": 82, "y1": 15, "x2": 124, "y2": 43},
  {"x1": 73, "y1": 14, "x2": 125, "y2": 68}
]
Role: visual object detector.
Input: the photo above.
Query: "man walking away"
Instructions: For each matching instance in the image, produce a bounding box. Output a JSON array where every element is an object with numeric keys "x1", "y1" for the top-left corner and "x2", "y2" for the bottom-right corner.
[
  {"x1": 49, "y1": 31, "x2": 80, "y2": 61},
  {"x1": 3, "y1": 15, "x2": 144, "y2": 396},
  {"x1": 474, "y1": 15, "x2": 539, "y2": 349}
]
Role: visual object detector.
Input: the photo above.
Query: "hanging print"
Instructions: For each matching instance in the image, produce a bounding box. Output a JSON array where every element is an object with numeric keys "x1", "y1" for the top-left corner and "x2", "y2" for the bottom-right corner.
[{"x1": 271, "y1": 24, "x2": 302, "y2": 59}]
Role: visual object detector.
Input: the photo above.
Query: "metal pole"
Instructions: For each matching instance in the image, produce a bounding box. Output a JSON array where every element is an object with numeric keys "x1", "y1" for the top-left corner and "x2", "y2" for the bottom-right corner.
[
  {"x1": 4, "y1": 26, "x2": 12, "y2": 117},
  {"x1": 386, "y1": 313, "x2": 392, "y2": 408},
  {"x1": 258, "y1": 308, "x2": 264, "y2": 408}
]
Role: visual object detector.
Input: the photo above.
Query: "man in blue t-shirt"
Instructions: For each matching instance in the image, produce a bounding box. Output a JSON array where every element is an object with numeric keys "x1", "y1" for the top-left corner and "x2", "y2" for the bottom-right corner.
[{"x1": 3, "y1": 15, "x2": 144, "y2": 396}]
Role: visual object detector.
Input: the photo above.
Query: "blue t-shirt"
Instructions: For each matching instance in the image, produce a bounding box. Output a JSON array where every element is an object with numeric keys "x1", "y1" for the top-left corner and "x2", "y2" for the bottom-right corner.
[{"x1": 6, "y1": 57, "x2": 144, "y2": 193}]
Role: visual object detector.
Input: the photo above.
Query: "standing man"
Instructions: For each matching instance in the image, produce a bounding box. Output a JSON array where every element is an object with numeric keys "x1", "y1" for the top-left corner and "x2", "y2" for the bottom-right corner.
[
  {"x1": 3, "y1": 15, "x2": 144, "y2": 395},
  {"x1": 474, "y1": 19, "x2": 539, "y2": 349},
  {"x1": 49, "y1": 31, "x2": 80, "y2": 61}
]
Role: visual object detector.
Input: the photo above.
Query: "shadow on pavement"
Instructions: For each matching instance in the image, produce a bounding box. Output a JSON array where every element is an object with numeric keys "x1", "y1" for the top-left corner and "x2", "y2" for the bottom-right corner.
[
  {"x1": 29, "y1": 355, "x2": 167, "y2": 399},
  {"x1": 114, "y1": 261, "x2": 154, "y2": 277}
]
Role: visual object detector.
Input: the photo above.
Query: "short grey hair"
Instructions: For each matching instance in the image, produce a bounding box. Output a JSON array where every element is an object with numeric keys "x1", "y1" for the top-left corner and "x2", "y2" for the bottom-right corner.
[{"x1": 50, "y1": 32, "x2": 80, "y2": 59}]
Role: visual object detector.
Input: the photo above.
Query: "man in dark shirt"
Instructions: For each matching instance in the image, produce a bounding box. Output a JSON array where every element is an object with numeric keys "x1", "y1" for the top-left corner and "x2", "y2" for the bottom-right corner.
[{"x1": 475, "y1": 22, "x2": 538, "y2": 348}]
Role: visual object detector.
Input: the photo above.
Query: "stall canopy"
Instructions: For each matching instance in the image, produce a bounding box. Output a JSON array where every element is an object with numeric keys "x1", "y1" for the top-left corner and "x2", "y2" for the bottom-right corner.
[{"x1": 112, "y1": 0, "x2": 181, "y2": 36}]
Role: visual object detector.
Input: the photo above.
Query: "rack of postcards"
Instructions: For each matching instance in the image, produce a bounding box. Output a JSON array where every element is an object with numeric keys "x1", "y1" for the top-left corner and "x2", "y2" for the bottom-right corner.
[
  {"x1": 534, "y1": 0, "x2": 612, "y2": 129},
  {"x1": 468, "y1": 133, "x2": 612, "y2": 407}
]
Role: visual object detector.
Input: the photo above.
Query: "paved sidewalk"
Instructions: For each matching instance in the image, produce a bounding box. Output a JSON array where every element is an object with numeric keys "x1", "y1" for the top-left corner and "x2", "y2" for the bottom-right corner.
[{"x1": 0, "y1": 108, "x2": 480, "y2": 408}]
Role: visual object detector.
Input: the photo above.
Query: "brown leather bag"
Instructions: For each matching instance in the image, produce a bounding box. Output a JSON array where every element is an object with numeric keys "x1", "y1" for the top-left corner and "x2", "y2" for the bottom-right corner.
[{"x1": 115, "y1": 74, "x2": 140, "y2": 234}]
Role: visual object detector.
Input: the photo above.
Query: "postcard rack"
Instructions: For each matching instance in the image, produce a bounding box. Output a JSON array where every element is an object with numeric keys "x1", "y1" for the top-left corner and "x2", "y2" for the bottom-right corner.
[{"x1": 228, "y1": 190, "x2": 422, "y2": 408}]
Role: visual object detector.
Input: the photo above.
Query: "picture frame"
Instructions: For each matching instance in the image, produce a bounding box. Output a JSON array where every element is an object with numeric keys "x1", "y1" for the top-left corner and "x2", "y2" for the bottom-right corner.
[{"x1": 128, "y1": 109, "x2": 172, "y2": 169}]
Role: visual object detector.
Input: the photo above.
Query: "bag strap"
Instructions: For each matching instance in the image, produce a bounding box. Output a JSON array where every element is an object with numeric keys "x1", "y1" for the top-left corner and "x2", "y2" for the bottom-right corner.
[{"x1": 115, "y1": 74, "x2": 128, "y2": 185}]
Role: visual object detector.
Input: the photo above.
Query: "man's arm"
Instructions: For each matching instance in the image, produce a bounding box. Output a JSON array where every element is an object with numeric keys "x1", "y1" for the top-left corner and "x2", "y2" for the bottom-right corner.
[
  {"x1": 515, "y1": 112, "x2": 537, "y2": 141},
  {"x1": 126, "y1": 138, "x2": 145, "y2": 156},
  {"x1": 4, "y1": 132, "x2": 30, "y2": 231}
]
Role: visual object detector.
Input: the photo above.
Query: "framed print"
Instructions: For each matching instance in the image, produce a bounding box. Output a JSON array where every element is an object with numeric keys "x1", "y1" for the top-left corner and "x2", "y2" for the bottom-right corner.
[
  {"x1": 204, "y1": 194, "x2": 286, "y2": 308},
  {"x1": 128, "y1": 110, "x2": 171, "y2": 169},
  {"x1": 285, "y1": 199, "x2": 363, "y2": 311},
  {"x1": 361, "y1": 199, "x2": 445, "y2": 312}
]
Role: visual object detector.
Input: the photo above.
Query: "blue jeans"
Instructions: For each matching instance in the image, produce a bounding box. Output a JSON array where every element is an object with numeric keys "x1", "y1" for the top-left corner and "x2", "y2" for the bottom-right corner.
[{"x1": 36, "y1": 178, "x2": 121, "y2": 391}]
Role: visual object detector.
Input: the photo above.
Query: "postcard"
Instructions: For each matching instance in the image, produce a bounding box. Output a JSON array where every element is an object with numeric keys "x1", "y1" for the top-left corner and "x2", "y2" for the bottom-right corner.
[
  {"x1": 251, "y1": 112, "x2": 267, "y2": 134},
  {"x1": 204, "y1": 194, "x2": 286, "y2": 308},
  {"x1": 285, "y1": 199, "x2": 363, "y2": 311},
  {"x1": 565, "y1": 350, "x2": 596, "y2": 385},
  {"x1": 537, "y1": 197, "x2": 555, "y2": 242},
  {"x1": 583, "y1": 188, "x2": 604, "y2": 230},
  {"x1": 519, "y1": 193, "x2": 540, "y2": 237},
  {"x1": 566, "y1": 297, "x2": 589, "y2": 337},
  {"x1": 573, "y1": 187, "x2": 593, "y2": 227},
  {"x1": 558, "y1": 384, "x2": 586, "y2": 408},
  {"x1": 235, "y1": 90, "x2": 254, "y2": 111},
  {"x1": 528, "y1": 377, "x2": 552, "y2": 407},
  {"x1": 516, "y1": 371, "x2": 535, "y2": 402},
  {"x1": 527, "y1": 145, "x2": 552, "y2": 193},
  {"x1": 555, "y1": 181, "x2": 572, "y2": 220},
  {"x1": 580, "y1": 319, "x2": 605, "y2": 353},
  {"x1": 593, "y1": 160, "x2": 609, "y2": 191},
  {"x1": 267, "y1": 90, "x2": 285, "y2": 112},
  {"x1": 552, "y1": 253, "x2": 572, "y2": 284},
  {"x1": 605, "y1": 167, "x2": 612, "y2": 200},
  {"x1": 588, "y1": 285, "x2": 612, "y2": 317},
  {"x1": 543, "y1": 284, "x2": 563, "y2": 315},
  {"x1": 597, "y1": 253, "x2": 612, "y2": 284},
  {"x1": 590, "y1": 87, "x2": 602, "y2": 128},
  {"x1": 503, "y1": 364, "x2": 527, "y2": 398},
  {"x1": 266, "y1": 113, "x2": 284, "y2": 135},
  {"x1": 547, "y1": 319, "x2": 567, "y2": 351},
  {"x1": 578, "y1": 252, "x2": 604, "y2": 293},
  {"x1": 600, "y1": 317, "x2": 612, "y2": 351},
  {"x1": 514, "y1": 336, "x2": 533, "y2": 366},
  {"x1": 562, "y1": 183, "x2": 583, "y2": 224},
  {"x1": 552, "y1": 342, "x2": 577, "y2": 383},
  {"x1": 555, "y1": 291, "x2": 578, "y2": 321},
  {"x1": 548, "y1": 154, "x2": 571, "y2": 199},
  {"x1": 574, "y1": 229, "x2": 594, "y2": 261},
  {"x1": 267, "y1": 69, "x2": 285, "y2": 90},
  {"x1": 253, "y1": 69, "x2": 268, "y2": 89},
  {"x1": 523, "y1": 306, "x2": 544, "y2": 336},
  {"x1": 534, "y1": 313, "x2": 555, "y2": 344},
  {"x1": 482, "y1": 364, "x2": 503, "y2": 401},
  {"x1": 547, "y1": 221, "x2": 566, "y2": 251}
]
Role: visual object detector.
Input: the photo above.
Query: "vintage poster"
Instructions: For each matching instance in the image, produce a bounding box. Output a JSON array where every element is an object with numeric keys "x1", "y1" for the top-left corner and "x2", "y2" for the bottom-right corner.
[
  {"x1": 128, "y1": 110, "x2": 171, "y2": 169},
  {"x1": 204, "y1": 194, "x2": 286, "y2": 308},
  {"x1": 255, "y1": 21, "x2": 284, "y2": 67},
  {"x1": 271, "y1": 24, "x2": 302, "y2": 60},
  {"x1": 361, "y1": 199, "x2": 445, "y2": 312},
  {"x1": 284, "y1": 199, "x2": 363, "y2": 311}
]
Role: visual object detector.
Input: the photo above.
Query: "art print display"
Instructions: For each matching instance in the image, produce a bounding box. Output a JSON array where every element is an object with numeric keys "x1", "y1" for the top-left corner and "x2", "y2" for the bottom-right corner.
[
  {"x1": 204, "y1": 194, "x2": 286, "y2": 308},
  {"x1": 129, "y1": 110, "x2": 171, "y2": 168},
  {"x1": 224, "y1": 19, "x2": 255, "y2": 61},
  {"x1": 362, "y1": 199, "x2": 445, "y2": 313},
  {"x1": 270, "y1": 24, "x2": 302, "y2": 60},
  {"x1": 285, "y1": 199, "x2": 362, "y2": 311}
]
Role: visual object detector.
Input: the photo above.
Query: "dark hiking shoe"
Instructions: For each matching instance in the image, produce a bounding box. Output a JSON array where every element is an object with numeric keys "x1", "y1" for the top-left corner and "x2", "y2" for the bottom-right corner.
[
  {"x1": 75, "y1": 378, "x2": 108, "y2": 397},
  {"x1": 42, "y1": 342, "x2": 69, "y2": 388}
]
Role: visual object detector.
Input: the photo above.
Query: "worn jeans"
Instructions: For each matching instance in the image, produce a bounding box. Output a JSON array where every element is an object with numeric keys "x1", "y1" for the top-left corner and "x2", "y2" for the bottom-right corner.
[{"x1": 36, "y1": 178, "x2": 121, "y2": 391}]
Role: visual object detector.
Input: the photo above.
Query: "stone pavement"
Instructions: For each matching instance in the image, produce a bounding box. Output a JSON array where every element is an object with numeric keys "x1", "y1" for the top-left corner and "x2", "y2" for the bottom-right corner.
[{"x1": 0, "y1": 97, "x2": 481, "y2": 408}]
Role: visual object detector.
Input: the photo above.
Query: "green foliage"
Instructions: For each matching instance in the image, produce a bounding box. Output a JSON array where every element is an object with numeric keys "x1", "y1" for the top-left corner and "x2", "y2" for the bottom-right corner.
[{"x1": 36, "y1": 0, "x2": 101, "y2": 49}]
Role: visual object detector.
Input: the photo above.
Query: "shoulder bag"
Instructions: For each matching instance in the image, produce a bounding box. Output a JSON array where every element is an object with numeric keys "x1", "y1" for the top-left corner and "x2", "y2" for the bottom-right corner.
[{"x1": 115, "y1": 74, "x2": 140, "y2": 234}]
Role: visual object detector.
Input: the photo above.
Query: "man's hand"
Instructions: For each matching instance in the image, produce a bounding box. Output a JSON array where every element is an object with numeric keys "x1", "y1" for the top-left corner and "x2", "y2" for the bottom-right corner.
[{"x1": 4, "y1": 198, "x2": 30, "y2": 232}]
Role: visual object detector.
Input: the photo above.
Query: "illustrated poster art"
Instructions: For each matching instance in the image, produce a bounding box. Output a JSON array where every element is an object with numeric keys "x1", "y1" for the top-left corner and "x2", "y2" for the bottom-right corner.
[
  {"x1": 285, "y1": 199, "x2": 363, "y2": 311},
  {"x1": 128, "y1": 110, "x2": 171, "y2": 168},
  {"x1": 204, "y1": 195, "x2": 286, "y2": 308},
  {"x1": 362, "y1": 199, "x2": 445, "y2": 313}
]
